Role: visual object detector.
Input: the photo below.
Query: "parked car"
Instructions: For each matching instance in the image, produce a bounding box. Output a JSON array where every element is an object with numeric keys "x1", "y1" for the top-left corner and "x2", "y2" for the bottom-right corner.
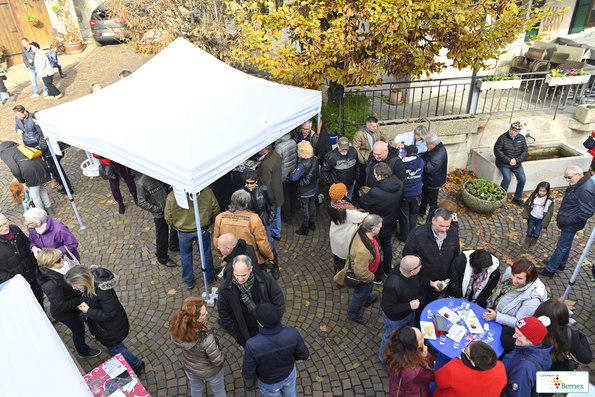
[{"x1": 89, "y1": 6, "x2": 129, "y2": 46}]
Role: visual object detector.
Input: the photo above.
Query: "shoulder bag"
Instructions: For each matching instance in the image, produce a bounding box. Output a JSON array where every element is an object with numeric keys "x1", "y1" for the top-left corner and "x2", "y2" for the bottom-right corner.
[
  {"x1": 583, "y1": 136, "x2": 595, "y2": 150},
  {"x1": 17, "y1": 144, "x2": 42, "y2": 160},
  {"x1": 567, "y1": 328, "x2": 581, "y2": 371},
  {"x1": 344, "y1": 229, "x2": 363, "y2": 289},
  {"x1": 99, "y1": 162, "x2": 117, "y2": 180}
]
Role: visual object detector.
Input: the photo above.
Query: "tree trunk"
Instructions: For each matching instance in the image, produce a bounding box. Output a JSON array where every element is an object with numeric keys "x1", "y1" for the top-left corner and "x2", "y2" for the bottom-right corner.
[{"x1": 328, "y1": 81, "x2": 344, "y2": 107}]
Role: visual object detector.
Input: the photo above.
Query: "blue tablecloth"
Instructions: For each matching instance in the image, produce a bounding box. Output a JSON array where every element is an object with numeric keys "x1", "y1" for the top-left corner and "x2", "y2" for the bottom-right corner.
[{"x1": 422, "y1": 298, "x2": 504, "y2": 369}]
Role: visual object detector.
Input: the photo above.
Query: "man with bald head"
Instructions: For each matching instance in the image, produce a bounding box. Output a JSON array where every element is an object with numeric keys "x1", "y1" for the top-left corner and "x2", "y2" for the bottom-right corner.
[
  {"x1": 540, "y1": 165, "x2": 595, "y2": 277},
  {"x1": 366, "y1": 141, "x2": 407, "y2": 190},
  {"x1": 217, "y1": 232, "x2": 258, "y2": 278},
  {"x1": 378, "y1": 255, "x2": 440, "y2": 370}
]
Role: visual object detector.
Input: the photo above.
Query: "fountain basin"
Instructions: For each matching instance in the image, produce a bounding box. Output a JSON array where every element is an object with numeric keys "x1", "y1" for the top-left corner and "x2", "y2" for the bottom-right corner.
[{"x1": 469, "y1": 143, "x2": 592, "y2": 193}]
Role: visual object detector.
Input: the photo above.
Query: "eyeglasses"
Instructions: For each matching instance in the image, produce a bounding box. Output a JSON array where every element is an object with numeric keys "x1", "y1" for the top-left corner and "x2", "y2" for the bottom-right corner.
[
  {"x1": 55, "y1": 255, "x2": 64, "y2": 264},
  {"x1": 245, "y1": 181, "x2": 257, "y2": 185},
  {"x1": 564, "y1": 174, "x2": 576, "y2": 180},
  {"x1": 410, "y1": 262, "x2": 422, "y2": 272}
]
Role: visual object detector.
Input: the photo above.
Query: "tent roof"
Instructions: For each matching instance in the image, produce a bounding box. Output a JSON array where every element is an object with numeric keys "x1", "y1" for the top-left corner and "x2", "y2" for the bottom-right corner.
[{"x1": 36, "y1": 38, "x2": 321, "y2": 193}]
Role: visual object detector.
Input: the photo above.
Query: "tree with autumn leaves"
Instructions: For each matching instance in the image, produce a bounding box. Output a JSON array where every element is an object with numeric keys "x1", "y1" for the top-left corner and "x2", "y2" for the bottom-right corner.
[{"x1": 229, "y1": 0, "x2": 557, "y2": 97}]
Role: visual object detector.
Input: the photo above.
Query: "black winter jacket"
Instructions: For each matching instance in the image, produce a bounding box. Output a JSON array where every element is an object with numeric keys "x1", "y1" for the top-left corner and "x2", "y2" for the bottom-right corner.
[
  {"x1": 447, "y1": 251, "x2": 500, "y2": 309},
  {"x1": 15, "y1": 111, "x2": 42, "y2": 148},
  {"x1": 365, "y1": 145, "x2": 407, "y2": 189},
  {"x1": 136, "y1": 174, "x2": 168, "y2": 218},
  {"x1": 548, "y1": 327, "x2": 593, "y2": 371},
  {"x1": 420, "y1": 142, "x2": 448, "y2": 188},
  {"x1": 0, "y1": 225, "x2": 42, "y2": 298},
  {"x1": 221, "y1": 238, "x2": 259, "y2": 270},
  {"x1": 493, "y1": 131, "x2": 528, "y2": 169},
  {"x1": 402, "y1": 222, "x2": 460, "y2": 282},
  {"x1": 557, "y1": 174, "x2": 595, "y2": 232},
  {"x1": 321, "y1": 147, "x2": 359, "y2": 188},
  {"x1": 295, "y1": 156, "x2": 319, "y2": 195},
  {"x1": 85, "y1": 268, "x2": 130, "y2": 348},
  {"x1": 244, "y1": 184, "x2": 277, "y2": 226},
  {"x1": 359, "y1": 175, "x2": 403, "y2": 237},
  {"x1": 218, "y1": 266, "x2": 285, "y2": 347},
  {"x1": 0, "y1": 141, "x2": 50, "y2": 186},
  {"x1": 381, "y1": 266, "x2": 429, "y2": 321},
  {"x1": 292, "y1": 122, "x2": 332, "y2": 164},
  {"x1": 37, "y1": 266, "x2": 82, "y2": 322}
]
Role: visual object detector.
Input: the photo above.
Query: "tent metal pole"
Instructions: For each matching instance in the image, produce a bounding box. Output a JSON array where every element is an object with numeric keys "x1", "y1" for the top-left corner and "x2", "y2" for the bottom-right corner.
[
  {"x1": 192, "y1": 192, "x2": 210, "y2": 300},
  {"x1": 562, "y1": 226, "x2": 595, "y2": 302},
  {"x1": 46, "y1": 138, "x2": 86, "y2": 230}
]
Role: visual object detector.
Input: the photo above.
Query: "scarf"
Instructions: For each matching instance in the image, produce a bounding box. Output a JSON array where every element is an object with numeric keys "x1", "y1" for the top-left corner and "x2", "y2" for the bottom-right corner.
[
  {"x1": 485, "y1": 278, "x2": 521, "y2": 309},
  {"x1": 465, "y1": 269, "x2": 489, "y2": 302},
  {"x1": 35, "y1": 223, "x2": 47, "y2": 234},
  {"x1": 330, "y1": 199, "x2": 356, "y2": 210},
  {"x1": 232, "y1": 271, "x2": 256, "y2": 313},
  {"x1": 0, "y1": 232, "x2": 15, "y2": 241},
  {"x1": 50, "y1": 261, "x2": 71, "y2": 275}
]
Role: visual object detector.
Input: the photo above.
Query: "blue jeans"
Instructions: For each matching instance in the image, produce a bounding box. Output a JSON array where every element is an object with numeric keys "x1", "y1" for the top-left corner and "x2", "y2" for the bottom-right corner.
[
  {"x1": 178, "y1": 229, "x2": 214, "y2": 286},
  {"x1": 498, "y1": 166, "x2": 526, "y2": 201},
  {"x1": 346, "y1": 184, "x2": 355, "y2": 201},
  {"x1": 270, "y1": 207, "x2": 281, "y2": 238},
  {"x1": 258, "y1": 366, "x2": 297, "y2": 397},
  {"x1": 106, "y1": 342, "x2": 142, "y2": 370},
  {"x1": 264, "y1": 224, "x2": 278, "y2": 258},
  {"x1": 28, "y1": 68, "x2": 47, "y2": 95},
  {"x1": 526, "y1": 215, "x2": 543, "y2": 239},
  {"x1": 546, "y1": 230, "x2": 576, "y2": 272},
  {"x1": 61, "y1": 316, "x2": 92, "y2": 355},
  {"x1": 379, "y1": 312, "x2": 415, "y2": 362},
  {"x1": 347, "y1": 281, "x2": 374, "y2": 319}
]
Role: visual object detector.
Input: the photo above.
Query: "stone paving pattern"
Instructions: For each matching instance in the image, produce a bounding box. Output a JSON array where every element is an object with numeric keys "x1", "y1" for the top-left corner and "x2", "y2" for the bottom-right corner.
[{"x1": 0, "y1": 44, "x2": 594, "y2": 396}]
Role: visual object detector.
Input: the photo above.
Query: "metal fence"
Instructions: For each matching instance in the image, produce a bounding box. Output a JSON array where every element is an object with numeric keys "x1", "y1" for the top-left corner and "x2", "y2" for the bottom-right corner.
[{"x1": 337, "y1": 72, "x2": 595, "y2": 134}]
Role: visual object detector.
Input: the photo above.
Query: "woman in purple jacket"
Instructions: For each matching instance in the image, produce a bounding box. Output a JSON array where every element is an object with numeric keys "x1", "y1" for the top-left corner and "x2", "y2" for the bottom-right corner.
[{"x1": 25, "y1": 207, "x2": 80, "y2": 260}]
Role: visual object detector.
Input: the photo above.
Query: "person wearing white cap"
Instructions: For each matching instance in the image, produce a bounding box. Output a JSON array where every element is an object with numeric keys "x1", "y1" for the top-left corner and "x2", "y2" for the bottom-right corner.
[
  {"x1": 493, "y1": 122, "x2": 528, "y2": 207},
  {"x1": 501, "y1": 316, "x2": 553, "y2": 397}
]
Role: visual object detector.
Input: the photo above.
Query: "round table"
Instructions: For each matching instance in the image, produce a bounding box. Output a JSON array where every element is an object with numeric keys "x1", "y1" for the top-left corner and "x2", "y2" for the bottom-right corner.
[{"x1": 422, "y1": 298, "x2": 504, "y2": 370}]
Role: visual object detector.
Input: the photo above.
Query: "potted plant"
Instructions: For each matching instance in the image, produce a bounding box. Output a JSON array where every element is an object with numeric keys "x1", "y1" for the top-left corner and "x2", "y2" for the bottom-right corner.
[
  {"x1": 545, "y1": 68, "x2": 590, "y2": 86},
  {"x1": 462, "y1": 179, "x2": 507, "y2": 214},
  {"x1": 575, "y1": 104, "x2": 595, "y2": 124},
  {"x1": 27, "y1": 15, "x2": 40, "y2": 26},
  {"x1": 477, "y1": 74, "x2": 521, "y2": 91},
  {"x1": 55, "y1": 0, "x2": 83, "y2": 54}
]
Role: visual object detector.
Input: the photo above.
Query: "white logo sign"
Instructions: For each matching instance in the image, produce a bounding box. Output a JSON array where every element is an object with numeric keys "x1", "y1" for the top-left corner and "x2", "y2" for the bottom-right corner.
[{"x1": 536, "y1": 371, "x2": 589, "y2": 394}]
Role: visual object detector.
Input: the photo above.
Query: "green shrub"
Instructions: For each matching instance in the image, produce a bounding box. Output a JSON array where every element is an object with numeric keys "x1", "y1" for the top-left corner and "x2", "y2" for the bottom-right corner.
[{"x1": 320, "y1": 93, "x2": 371, "y2": 141}]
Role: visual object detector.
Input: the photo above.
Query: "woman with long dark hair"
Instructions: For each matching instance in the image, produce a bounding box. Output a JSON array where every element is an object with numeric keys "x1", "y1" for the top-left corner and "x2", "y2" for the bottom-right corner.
[
  {"x1": 170, "y1": 297, "x2": 227, "y2": 397},
  {"x1": 30, "y1": 42, "x2": 62, "y2": 100},
  {"x1": 65, "y1": 266, "x2": 144, "y2": 374},
  {"x1": 382, "y1": 325, "x2": 434, "y2": 397}
]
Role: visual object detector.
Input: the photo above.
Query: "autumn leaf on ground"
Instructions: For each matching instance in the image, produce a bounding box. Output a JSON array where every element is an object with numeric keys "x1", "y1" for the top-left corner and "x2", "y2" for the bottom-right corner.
[
  {"x1": 507, "y1": 215, "x2": 514, "y2": 222},
  {"x1": 148, "y1": 365, "x2": 157, "y2": 372},
  {"x1": 167, "y1": 289, "x2": 177, "y2": 295},
  {"x1": 320, "y1": 325, "x2": 327, "y2": 332},
  {"x1": 145, "y1": 227, "x2": 150, "y2": 231},
  {"x1": 316, "y1": 376, "x2": 324, "y2": 382},
  {"x1": 504, "y1": 231, "x2": 519, "y2": 240},
  {"x1": 305, "y1": 301, "x2": 310, "y2": 306},
  {"x1": 151, "y1": 281, "x2": 155, "y2": 285},
  {"x1": 545, "y1": 285, "x2": 551, "y2": 294},
  {"x1": 353, "y1": 363, "x2": 360, "y2": 369},
  {"x1": 151, "y1": 261, "x2": 156, "y2": 265}
]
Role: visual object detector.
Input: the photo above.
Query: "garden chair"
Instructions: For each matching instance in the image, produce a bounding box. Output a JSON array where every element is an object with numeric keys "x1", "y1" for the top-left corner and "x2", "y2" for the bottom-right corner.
[
  {"x1": 510, "y1": 48, "x2": 546, "y2": 74},
  {"x1": 547, "y1": 52, "x2": 571, "y2": 69}
]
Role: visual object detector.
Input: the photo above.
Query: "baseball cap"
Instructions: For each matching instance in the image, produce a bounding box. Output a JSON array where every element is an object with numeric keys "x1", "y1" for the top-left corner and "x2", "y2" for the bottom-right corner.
[{"x1": 338, "y1": 137, "x2": 350, "y2": 150}]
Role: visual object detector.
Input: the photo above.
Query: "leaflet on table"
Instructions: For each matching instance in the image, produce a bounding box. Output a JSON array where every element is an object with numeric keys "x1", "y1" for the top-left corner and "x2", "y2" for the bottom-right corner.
[
  {"x1": 447, "y1": 324, "x2": 467, "y2": 343},
  {"x1": 437, "y1": 307, "x2": 460, "y2": 323},
  {"x1": 465, "y1": 313, "x2": 483, "y2": 334},
  {"x1": 420, "y1": 321, "x2": 437, "y2": 340}
]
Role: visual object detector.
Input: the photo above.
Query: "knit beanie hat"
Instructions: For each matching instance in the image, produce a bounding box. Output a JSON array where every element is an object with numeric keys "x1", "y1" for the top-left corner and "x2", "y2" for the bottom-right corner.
[
  {"x1": 255, "y1": 302, "x2": 281, "y2": 329},
  {"x1": 329, "y1": 183, "x2": 347, "y2": 201},
  {"x1": 515, "y1": 316, "x2": 551, "y2": 345},
  {"x1": 511, "y1": 121, "x2": 523, "y2": 130}
]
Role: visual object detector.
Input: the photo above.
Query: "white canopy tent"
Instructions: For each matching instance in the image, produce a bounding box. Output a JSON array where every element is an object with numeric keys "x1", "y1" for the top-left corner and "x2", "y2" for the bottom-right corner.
[
  {"x1": 0, "y1": 276, "x2": 94, "y2": 397},
  {"x1": 36, "y1": 37, "x2": 321, "y2": 298}
]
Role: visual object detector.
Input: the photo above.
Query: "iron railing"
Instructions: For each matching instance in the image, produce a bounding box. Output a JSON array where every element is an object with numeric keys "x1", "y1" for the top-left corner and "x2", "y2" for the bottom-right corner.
[{"x1": 337, "y1": 72, "x2": 595, "y2": 134}]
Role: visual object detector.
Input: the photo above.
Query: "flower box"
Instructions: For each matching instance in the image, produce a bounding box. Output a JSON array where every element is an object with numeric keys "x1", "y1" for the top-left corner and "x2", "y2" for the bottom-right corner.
[
  {"x1": 477, "y1": 79, "x2": 522, "y2": 91},
  {"x1": 545, "y1": 74, "x2": 591, "y2": 86}
]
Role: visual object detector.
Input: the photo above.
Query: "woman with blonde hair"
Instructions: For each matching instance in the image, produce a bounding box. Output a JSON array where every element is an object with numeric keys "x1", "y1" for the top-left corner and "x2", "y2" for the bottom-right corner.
[
  {"x1": 170, "y1": 297, "x2": 227, "y2": 397},
  {"x1": 289, "y1": 141, "x2": 319, "y2": 236},
  {"x1": 36, "y1": 248, "x2": 100, "y2": 358},
  {"x1": 65, "y1": 265, "x2": 144, "y2": 374}
]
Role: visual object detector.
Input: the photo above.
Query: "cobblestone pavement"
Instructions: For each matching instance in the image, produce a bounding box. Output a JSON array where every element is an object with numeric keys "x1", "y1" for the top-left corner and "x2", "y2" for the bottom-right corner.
[{"x1": 1, "y1": 44, "x2": 594, "y2": 396}]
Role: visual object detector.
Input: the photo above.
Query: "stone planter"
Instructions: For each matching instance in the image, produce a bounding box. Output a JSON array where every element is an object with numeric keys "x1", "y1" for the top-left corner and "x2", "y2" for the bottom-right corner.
[
  {"x1": 379, "y1": 118, "x2": 429, "y2": 142},
  {"x1": 545, "y1": 74, "x2": 591, "y2": 86},
  {"x1": 462, "y1": 180, "x2": 507, "y2": 214},
  {"x1": 427, "y1": 114, "x2": 480, "y2": 136},
  {"x1": 63, "y1": 41, "x2": 83, "y2": 55},
  {"x1": 477, "y1": 79, "x2": 522, "y2": 91},
  {"x1": 575, "y1": 105, "x2": 595, "y2": 124}
]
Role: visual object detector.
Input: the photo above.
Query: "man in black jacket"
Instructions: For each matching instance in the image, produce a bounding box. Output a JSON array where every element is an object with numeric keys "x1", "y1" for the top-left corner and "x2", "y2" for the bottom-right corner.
[
  {"x1": 216, "y1": 233, "x2": 259, "y2": 278},
  {"x1": 419, "y1": 133, "x2": 448, "y2": 217},
  {"x1": 402, "y1": 208, "x2": 460, "y2": 324},
  {"x1": 360, "y1": 163, "x2": 403, "y2": 282},
  {"x1": 321, "y1": 137, "x2": 359, "y2": 200},
  {"x1": 0, "y1": 213, "x2": 43, "y2": 305},
  {"x1": 136, "y1": 174, "x2": 178, "y2": 267},
  {"x1": 493, "y1": 122, "x2": 528, "y2": 206},
  {"x1": 541, "y1": 166, "x2": 595, "y2": 276},
  {"x1": 218, "y1": 255, "x2": 285, "y2": 347},
  {"x1": 243, "y1": 302, "x2": 310, "y2": 392},
  {"x1": 378, "y1": 255, "x2": 439, "y2": 371},
  {"x1": 366, "y1": 141, "x2": 407, "y2": 189}
]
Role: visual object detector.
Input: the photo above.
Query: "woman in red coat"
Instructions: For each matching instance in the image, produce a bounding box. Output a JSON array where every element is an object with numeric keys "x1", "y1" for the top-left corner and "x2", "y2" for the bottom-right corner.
[{"x1": 382, "y1": 325, "x2": 435, "y2": 397}]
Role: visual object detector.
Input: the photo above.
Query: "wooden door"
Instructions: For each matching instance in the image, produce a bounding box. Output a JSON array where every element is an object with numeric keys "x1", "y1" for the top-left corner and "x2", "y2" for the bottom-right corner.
[
  {"x1": 10, "y1": 0, "x2": 54, "y2": 48},
  {"x1": 0, "y1": 1, "x2": 22, "y2": 65}
]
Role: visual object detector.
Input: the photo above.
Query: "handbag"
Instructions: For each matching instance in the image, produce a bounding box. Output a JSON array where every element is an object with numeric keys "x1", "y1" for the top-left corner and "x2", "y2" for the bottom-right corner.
[
  {"x1": 583, "y1": 136, "x2": 595, "y2": 150},
  {"x1": 17, "y1": 144, "x2": 42, "y2": 160},
  {"x1": 566, "y1": 328, "x2": 582, "y2": 371},
  {"x1": 344, "y1": 230, "x2": 363, "y2": 289},
  {"x1": 99, "y1": 162, "x2": 117, "y2": 180}
]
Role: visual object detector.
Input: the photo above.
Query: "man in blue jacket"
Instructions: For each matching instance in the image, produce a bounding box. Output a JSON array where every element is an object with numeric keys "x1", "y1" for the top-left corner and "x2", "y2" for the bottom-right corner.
[
  {"x1": 541, "y1": 165, "x2": 595, "y2": 277},
  {"x1": 419, "y1": 134, "x2": 448, "y2": 218},
  {"x1": 501, "y1": 316, "x2": 552, "y2": 397},
  {"x1": 398, "y1": 145, "x2": 424, "y2": 242},
  {"x1": 243, "y1": 302, "x2": 310, "y2": 395}
]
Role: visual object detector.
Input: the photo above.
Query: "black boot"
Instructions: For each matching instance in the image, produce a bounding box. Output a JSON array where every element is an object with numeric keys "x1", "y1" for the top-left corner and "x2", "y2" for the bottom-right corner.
[
  {"x1": 308, "y1": 222, "x2": 316, "y2": 231},
  {"x1": 295, "y1": 225, "x2": 309, "y2": 236},
  {"x1": 118, "y1": 203, "x2": 126, "y2": 214},
  {"x1": 271, "y1": 252, "x2": 280, "y2": 280}
]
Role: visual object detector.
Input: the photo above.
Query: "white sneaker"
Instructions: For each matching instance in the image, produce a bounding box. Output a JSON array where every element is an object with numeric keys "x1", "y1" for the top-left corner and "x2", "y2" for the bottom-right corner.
[
  {"x1": 30, "y1": 94, "x2": 39, "y2": 98},
  {"x1": 42, "y1": 92, "x2": 48, "y2": 97}
]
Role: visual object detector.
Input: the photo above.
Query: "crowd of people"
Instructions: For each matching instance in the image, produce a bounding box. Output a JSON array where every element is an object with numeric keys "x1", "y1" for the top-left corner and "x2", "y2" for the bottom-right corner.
[{"x1": 1, "y1": 84, "x2": 594, "y2": 397}]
